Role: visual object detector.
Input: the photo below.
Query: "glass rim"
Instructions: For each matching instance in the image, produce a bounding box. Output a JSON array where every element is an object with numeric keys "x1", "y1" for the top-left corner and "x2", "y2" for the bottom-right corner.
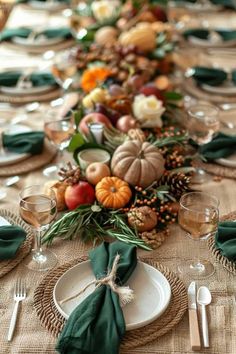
[
  {"x1": 179, "y1": 191, "x2": 220, "y2": 211},
  {"x1": 187, "y1": 103, "x2": 219, "y2": 120},
  {"x1": 19, "y1": 185, "x2": 56, "y2": 204}
]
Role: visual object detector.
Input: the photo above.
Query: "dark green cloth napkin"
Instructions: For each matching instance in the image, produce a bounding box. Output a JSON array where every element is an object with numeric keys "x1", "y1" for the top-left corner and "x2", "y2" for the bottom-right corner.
[
  {"x1": 18, "y1": 0, "x2": 69, "y2": 4},
  {"x1": 215, "y1": 221, "x2": 236, "y2": 262},
  {"x1": 190, "y1": 66, "x2": 236, "y2": 87},
  {"x1": 3, "y1": 131, "x2": 44, "y2": 155},
  {"x1": 199, "y1": 133, "x2": 236, "y2": 161},
  {"x1": 0, "y1": 71, "x2": 56, "y2": 87},
  {"x1": 0, "y1": 225, "x2": 26, "y2": 260},
  {"x1": 56, "y1": 241, "x2": 137, "y2": 354},
  {"x1": 183, "y1": 29, "x2": 236, "y2": 41},
  {"x1": 210, "y1": 0, "x2": 235, "y2": 9},
  {"x1": 0, "y1": 27, "x2": 72, "y2": 42}
]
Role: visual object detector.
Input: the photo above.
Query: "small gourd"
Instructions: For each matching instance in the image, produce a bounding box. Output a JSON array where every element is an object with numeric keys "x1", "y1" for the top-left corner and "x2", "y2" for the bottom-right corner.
[
  {"x1": 95, "y1": 176, "x2": 132, "y2": 209},
  {"x1": 95, "y1": 26, "x2": 118, "y2": 45},
  {"x1": 119, "y1": 22, "x2": 156, "y2": 52}
]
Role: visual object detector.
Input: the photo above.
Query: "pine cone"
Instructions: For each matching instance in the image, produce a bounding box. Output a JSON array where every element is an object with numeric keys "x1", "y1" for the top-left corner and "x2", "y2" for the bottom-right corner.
[
  {"x1": 58, "y1": 162, "x2": 81, "y2": 186},
  {"x1": 158, "y1": 172, "x2": 191, "y2": 199}
]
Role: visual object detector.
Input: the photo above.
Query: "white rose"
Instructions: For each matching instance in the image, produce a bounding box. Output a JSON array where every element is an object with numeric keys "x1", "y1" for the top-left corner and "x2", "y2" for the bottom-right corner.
[
  {"x1": 91, "y1": 1, "x2": 120, "y2": 22},
  {"x1": 132, "y1": 94, "x2": 165, "y2": 128}
]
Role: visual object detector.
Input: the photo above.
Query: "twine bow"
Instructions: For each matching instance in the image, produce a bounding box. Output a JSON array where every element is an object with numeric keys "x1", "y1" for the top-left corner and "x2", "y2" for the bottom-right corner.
[{"x1": 60, "y1": 254, "x2": 134, "y2": 307}]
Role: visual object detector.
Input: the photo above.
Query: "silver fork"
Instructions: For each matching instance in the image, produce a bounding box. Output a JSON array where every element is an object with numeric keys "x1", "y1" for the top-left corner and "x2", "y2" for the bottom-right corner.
[{"x1": 7, "y1": 279, "x2": 26, "y2": 341}]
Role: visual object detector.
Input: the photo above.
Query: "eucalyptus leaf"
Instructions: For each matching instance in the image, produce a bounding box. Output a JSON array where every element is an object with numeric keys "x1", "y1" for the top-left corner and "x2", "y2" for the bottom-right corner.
[{"x1": 164, "y1": 92, "x2": 183, "y2": 101}]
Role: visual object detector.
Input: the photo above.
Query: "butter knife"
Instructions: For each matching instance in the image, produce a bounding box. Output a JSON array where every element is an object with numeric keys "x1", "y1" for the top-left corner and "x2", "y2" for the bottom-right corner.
[{"x1": 188, "y1": 281, "x2": 201, "y2": 351}]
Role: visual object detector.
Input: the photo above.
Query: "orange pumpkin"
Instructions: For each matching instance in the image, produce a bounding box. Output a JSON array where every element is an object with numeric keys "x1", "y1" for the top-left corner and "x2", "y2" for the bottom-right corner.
[
  {"x1": 111, "y1": 140, "x2": 165, "y2": 188},
  {"x1": 95, "y1": 176, "x2": 132, "y2": 209}
]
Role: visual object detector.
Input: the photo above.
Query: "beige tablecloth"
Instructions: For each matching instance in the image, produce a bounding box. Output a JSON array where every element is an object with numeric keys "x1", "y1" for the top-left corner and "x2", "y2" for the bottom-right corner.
[{"x1": 0, "y1": 4, "x2": 236, "y2": 354}]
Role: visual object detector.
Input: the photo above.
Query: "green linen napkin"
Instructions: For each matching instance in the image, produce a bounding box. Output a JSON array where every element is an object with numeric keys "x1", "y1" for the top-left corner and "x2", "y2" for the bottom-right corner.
[
  {"x1": 0, "y1": 71, "x2": 56, "y2": 87},
  {"x1": 215, "y1": 221, "x2": 236, "y2": 261},
  {"x1": 56, "y1": 241, "x2": 137, "y2": 354},
  {"x1": 3, "y1": 131, "x2": 44, "y2": 155},
  {"x1": 0, "y1": 225, "x2": 26, "y2": 260},
  {"x1": 183, "y1": 29, "x2": 236, "y2": 41},
  {"x1": 190, "y1": 66, "x2": 236, "y2": 87},
  {"x1": 0, "y1": 27, "x2": 72, "y2": 42},
  {"x1": 199, "y1": 133, "x2": 236, "y2": 161},
  {"x1": 210, "y1": 0, "x2": 235, "y2": 9},
  {"x1": 17, "y1": 0, "x2": 69, "y2": 4}
]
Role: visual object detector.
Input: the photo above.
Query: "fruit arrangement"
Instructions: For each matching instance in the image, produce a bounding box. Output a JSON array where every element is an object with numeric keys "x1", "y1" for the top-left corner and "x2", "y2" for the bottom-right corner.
[{"x1": 42, "y1": 1, "x2": 192, "y2": 250}]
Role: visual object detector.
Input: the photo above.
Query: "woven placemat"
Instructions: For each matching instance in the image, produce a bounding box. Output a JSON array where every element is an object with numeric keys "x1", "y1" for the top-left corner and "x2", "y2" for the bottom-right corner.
[
  {"x1": 183, "y1": 78, "x2": 236, "y2": 104},
  {"x1": 193, "y1": 160, "x2": 236, "y2": 179},
  {"x1": 0, "y1": 139, "x2": 57, "y2": 177},
  {"x1": 208, "y1": 211, "x2": 236, "y2": 275},
  {"x1": 0, "y1": 209, "x2": 34, "y2": 278},
  {"x1": 34, "y1": 257, "x2": 188, "y2": 349},
  {"x1": 0, "y1": 87, "x2": 62, "y2": 104}
]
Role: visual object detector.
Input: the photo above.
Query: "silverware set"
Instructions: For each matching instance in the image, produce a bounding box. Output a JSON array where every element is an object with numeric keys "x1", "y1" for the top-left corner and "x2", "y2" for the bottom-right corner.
[{"x1": 188, "y1": 281, "x2": 212, "y2": 351}]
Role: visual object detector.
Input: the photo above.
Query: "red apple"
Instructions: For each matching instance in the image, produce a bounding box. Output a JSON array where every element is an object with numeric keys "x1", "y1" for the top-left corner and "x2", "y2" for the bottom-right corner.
[
  {"x1": 79, "y1": 113, "x2": 111, "y2": 135},
  {"x1": 151, "y1": 6, "x2": 167, "y2": 22},
  {"x1": 139, "y1": 85, "x2": 165, "y2": 102},
  {"x1": 65, "y1": 181, "x2": 95, "y2": 210}
]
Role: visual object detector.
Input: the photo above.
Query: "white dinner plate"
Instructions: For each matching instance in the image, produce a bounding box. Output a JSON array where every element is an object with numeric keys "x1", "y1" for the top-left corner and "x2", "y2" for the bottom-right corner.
[
  {"x1": 12, "y1": 36, "x2": 65, "y2": 47},
  {"x1": 53, "y1": 260, "x2": 171, "y2": 331},
  {"x1": 201, "y1": 82, "x2": 236, "y2": 96},
  {"x1": 216, "y1": 153, "x2": 236, "y2": 168},
  {"x1": 0, "y1": 124, "x2": 31, "y2": 166},
  {"x1": 0, "y1": 83, "x2": 55, "y2": 95}
]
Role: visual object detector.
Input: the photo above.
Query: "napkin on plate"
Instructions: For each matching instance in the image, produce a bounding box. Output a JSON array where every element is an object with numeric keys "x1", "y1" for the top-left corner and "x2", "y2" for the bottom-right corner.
[
  {"x1": 199, "y1": 133, "x2": 236, "y2": 161},
  {"x1": 56, "y1": 241, "x2": 137, "y2": 354},
  {"x1": 215, "y1": 221, "x2": 236, "y2": 261},
  {"x1": 0, "y1": 27, "x2": 73, "y2": 42},
  {"x1": 0, "y1": 71, "x2": 56, "y2": 87},
  {"x1": 190, "y1": 66, "x2": 236, "y2": 87},
  {"x1": 2, "y1": 131, "x2": 45, "y2": 155},
  {"x1": 0, "y1": 225, "x2": 26, "y2": 260},
  {"x1": 18, "y1": 0, "x2": 69, "y2": 3},
  {"x1": 183, "y1": 29, "x2": 236, "y2": 41}
]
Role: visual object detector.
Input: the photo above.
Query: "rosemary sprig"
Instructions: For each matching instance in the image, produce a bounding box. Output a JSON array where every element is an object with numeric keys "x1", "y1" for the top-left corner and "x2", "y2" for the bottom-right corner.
[{"x1": 42, "y1": 205, "x2": 151, "y2": 250}]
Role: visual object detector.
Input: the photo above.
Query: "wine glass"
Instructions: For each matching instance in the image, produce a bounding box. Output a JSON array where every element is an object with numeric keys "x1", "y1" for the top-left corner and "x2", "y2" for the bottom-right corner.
[
  {"x1": 43, "y1": 118, "x2": 75, "y2": 177},
  {"x1": 187, "y1": 103, "x2": 220, "y2": 183},
  {"x1": 51, "y1": 49, "x2": 78, "y2": 91},
  {"x1": 178, "y1": 191, "x2": 219, "y2": 278},
  {"x1": 19, "y1": 185, "x2": 57, "y2": 271}
]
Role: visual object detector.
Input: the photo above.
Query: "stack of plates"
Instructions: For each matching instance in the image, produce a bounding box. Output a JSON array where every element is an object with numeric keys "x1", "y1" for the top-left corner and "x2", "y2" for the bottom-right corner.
[{"x1": 53, "y1": 260, "x2": 172, "y2": 330}]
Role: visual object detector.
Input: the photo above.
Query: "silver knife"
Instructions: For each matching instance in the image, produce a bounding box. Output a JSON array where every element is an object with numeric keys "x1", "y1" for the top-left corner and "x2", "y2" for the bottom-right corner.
[{"x1": 188, "y1": 281, "x2": 201, "y2": 351}]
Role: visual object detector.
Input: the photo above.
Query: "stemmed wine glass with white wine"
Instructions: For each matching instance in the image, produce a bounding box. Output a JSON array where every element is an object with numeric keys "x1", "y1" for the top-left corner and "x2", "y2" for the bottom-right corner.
[
  {"x1": 187, "y1": 103, "x2": 220, "y2": 184},
  {"x1": 178, "y1": 191, "x2": 219, "y2": 278},
  {"x1": 19, "y1": 185, "x2": 57, "y2": 271},
  {"x1": 43, "y1": 118, "x2": 75, "y2": 177}
]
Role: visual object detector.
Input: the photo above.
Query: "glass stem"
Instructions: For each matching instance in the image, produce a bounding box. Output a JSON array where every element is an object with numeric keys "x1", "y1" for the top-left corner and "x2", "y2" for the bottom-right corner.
[
  {"x1": 34, "y1": 229, "x2": 43, "y2": 258},
  {"x1": 192, "y1": 240, "x2": 205, "y2": 272}
]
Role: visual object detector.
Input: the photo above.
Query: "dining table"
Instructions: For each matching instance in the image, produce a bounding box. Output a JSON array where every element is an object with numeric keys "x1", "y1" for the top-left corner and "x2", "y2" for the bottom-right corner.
[{"x1": 0, "y1": 2, "x2": 236, "y2": 354}]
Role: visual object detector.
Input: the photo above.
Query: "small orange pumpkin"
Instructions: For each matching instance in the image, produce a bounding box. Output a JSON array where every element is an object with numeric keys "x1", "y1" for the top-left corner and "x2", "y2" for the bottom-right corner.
[{"x1": 95, "y1": 176, "x2": 132, "y2": 209}]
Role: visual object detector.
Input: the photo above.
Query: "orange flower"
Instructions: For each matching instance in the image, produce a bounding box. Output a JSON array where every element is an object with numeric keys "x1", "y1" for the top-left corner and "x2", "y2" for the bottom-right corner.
[{"x1": 80, "y1": 66, "x2": 112, "y2": 92}]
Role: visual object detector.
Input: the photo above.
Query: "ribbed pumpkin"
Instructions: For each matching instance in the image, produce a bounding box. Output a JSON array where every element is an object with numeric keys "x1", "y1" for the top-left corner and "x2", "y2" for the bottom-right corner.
[
  {"x1": 95, "y1": 176, "x2": 132, "y2": 209},
  {"x1": 111, "y1": 140, "x2": 165, "y2": 188}
]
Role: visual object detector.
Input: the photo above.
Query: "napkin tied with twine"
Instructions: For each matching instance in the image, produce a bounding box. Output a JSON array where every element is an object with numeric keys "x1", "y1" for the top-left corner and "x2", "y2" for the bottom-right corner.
[
  {"x1": 0, "y1": 27, "x2": 72, "y2": 42},
  {"x1": 56, "y1": 241, "x2": 137, "y2": 354},
  {"x1": 3, "y1": 131, "x2": 45, "y2": 155},
  {"x1": 0, "y1": 71, "x2": 56, "y2": 88},
  {"x1": 199, "y1": 133, "x2": 236, "y2": 161},
  {"x1": 215, "y1": 221, "x2": 236, "y2": 261},
  {"x1": 0, "y1": 225, "x2": 26, "y2": 260},
  {"x1": 189, "y1": 66, "x2": 236, "y2": 87}
]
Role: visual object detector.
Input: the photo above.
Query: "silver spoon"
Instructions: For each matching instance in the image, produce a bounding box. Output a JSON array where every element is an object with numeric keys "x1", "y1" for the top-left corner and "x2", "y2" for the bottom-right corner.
[{"x1": 197, "y1": 286, "x2": 212, "y2": 348}]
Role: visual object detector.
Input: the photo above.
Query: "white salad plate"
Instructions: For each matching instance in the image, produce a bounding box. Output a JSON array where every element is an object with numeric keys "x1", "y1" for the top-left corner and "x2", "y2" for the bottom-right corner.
[
  {"x1": 12, "y1": 36, "x2": 65, "y2": 47},
  {"x1": 0, "y1": 124, "x2": 31, "y2": 166},
  {"x1": 188, "y1": 36, "x2": 236, "y2": 48},
  {"x1": 201, "y1": 82, "x2": 236, "y2": 96},
  {"x1": 29, "y1": 0, "x2": 67, "y2": 11},
  {"x1": 53, "y1": 260, "x2": 171, "y2": 331},
  {"x1": 0, "y1": 83, "x2": 55, "y2": 95},
  {"x1": 216, "y1": 153, "x2": 236, "y2": 168}
]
